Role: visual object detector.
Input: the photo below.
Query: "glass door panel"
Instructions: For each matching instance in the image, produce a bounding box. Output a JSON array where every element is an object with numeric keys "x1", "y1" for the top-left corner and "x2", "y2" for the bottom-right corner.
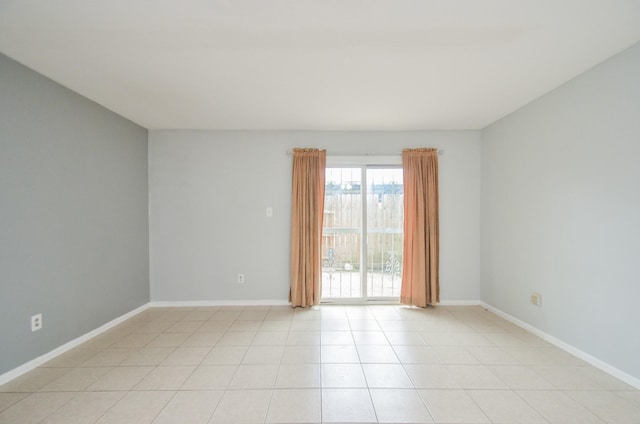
[
  {"x1": 366, "y1": 168, "x2": 403, "y2": 299},
  {"x1": 322, "y1": 168, "x2": 362, "y2": 299}
]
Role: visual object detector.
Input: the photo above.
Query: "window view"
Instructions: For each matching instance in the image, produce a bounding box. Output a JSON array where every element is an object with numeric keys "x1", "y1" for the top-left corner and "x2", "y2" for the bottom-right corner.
[{"x1": 322, "y1": 167, "x2": 403, "y2": 301}]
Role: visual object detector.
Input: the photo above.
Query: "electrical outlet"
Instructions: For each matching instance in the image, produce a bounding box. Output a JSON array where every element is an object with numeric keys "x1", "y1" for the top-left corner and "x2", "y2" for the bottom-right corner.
[
  {"x1": 237, "y1": 274, "x2": 245, "y2": 284},
  {"x1": 31, "y1": 314, "x2": 42, "y2": 332},
  {"x1": 531, "y1": 292, "x2": 542, "y2": 306}
]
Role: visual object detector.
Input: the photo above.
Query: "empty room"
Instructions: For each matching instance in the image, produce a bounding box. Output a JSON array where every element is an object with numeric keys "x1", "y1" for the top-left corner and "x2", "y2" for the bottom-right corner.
[{"x1": 1, "y1": 1, "x2": 640, "y2": 423}]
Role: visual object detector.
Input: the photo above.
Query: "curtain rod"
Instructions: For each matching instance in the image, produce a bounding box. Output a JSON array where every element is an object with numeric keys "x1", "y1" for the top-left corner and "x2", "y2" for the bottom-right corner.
[{"x1": 286, "y1": 150, "x2": 444, "y2": 156}]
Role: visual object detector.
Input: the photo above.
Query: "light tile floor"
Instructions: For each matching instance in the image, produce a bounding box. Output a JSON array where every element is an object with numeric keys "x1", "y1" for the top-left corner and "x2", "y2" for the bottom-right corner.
[{"x1": 1, "y1": 305, "x2": 639, "y2": 423}]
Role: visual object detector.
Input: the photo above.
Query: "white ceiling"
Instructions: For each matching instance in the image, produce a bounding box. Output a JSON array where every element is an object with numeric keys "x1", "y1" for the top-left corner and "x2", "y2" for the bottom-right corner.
[{"x1": 1, "y1": 1, "x2": 639, "y2": 130}]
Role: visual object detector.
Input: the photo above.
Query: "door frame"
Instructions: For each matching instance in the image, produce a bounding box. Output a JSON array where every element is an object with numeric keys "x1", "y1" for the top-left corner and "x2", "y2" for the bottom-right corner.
[{"x1": 321, "y1": 155, "x2": 402, "y2": 304}]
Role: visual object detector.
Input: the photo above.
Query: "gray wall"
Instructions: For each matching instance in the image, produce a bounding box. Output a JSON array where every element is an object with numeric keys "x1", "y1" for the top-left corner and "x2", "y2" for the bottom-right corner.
[
  {"x1": 0, "y1": 54, "x2": 149, "y2": 375},
  {"x1": 149, "y1": 130, "x2": 481, "y2": 302},
  {"x1": 481, "y1": 43, "x2": 640, "y2": 379}
]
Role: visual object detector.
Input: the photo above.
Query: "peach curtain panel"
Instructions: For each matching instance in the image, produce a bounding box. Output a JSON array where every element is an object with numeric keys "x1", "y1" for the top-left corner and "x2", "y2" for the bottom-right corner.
[
  {"x1": 290, "y1": 148, "x2": 327, "y2": 307},
  {"x1": 401, "y1": 148, "x2": 440, "y2": 307}
]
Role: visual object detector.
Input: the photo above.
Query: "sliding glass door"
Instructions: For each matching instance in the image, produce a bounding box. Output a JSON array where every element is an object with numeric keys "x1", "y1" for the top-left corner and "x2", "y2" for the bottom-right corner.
[
  {"x1": 322, "y1": 168, "x2": 362, "y2": 299},
  {"x1": 365, "y1": 168, "x2": 404, "y2": 299},
  {"x1": 321, "y1": 167, "x2": 403, "y2": 302}
]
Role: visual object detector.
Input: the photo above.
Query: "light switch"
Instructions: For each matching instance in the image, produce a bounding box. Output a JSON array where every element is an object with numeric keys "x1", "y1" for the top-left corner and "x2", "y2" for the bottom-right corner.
[{"x1": 266, "y1": 207, "x2": 273, "y2": 217}]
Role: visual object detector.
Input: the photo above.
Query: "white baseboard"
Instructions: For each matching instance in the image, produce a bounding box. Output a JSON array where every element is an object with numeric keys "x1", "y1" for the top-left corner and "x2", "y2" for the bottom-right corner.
[
  {"x1": 0, "y1": 303, "x2": 150, "y2": 386},
  {"x1": 480, "y1": 302, "x2": 640, "y2": 390},
  {"x1": 150, "y1": 300, "x2": 483, "y2": 308},
  {"x1": 149, "y1": 299, "x2": 291, "y2": 307}
]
